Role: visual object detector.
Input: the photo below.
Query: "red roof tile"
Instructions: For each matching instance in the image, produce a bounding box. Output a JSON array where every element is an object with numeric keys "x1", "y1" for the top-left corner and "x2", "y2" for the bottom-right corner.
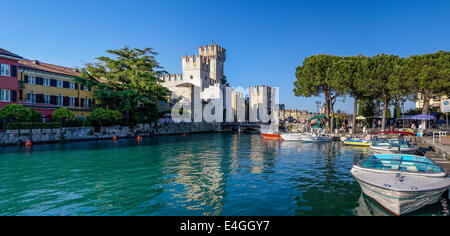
[{"x1": 19, "y1": 59, "x2": 80, "y2": 77}]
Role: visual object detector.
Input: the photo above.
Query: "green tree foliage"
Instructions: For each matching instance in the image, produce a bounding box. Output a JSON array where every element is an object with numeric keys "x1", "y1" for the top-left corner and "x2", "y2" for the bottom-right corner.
[
  {"x1": 0, "y1": 104, "x2": 35, "y2": 122},
  {"x1": 386, "y1": 107, "x2": 392, "y2": 119},
  {"x1": 52, "y1": 107, "x2": 75, "y2": 121},
  {"x1": 359, "y1": 54, "x2": 402, "y2": 131},
  {"x1": 329, "y1": 55, "x2": 370, "y2": 133},
  {"x1": 30, "y1": 109, "x2": 43, "y2": 122},
  {"x1": 394, "y1": 105, "x2": 401, "y2": 119},
  {"x1": 294, "y1": 55, "x2": 341, "y2": 130},
  {"x1": 89, "y1": 108, "x2": 123, "y2": 127},
  {"x1": 394, "y1": 50, "x2": 450, "y2": 115},
  {"x1": 358, "y1": 99, "x2": 376, "y2": 118},
  {"x1": 78, "y1": 46, "x2": 170, "y2": 124}
]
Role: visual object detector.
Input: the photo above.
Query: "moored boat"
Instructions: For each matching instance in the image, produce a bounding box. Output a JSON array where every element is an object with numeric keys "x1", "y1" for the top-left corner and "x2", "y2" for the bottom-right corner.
[
  {"x1": 344, "y1": 139, "x2": 372, "y2": 147},
  {"x1": 351, "y1": 154, "x2": 450, "y2": 215},
  {"x1": 370, "y1": 141, "x2": 418, "y2": 154},
  {"x1": 280, "y1": 133, "x2": 304, "y2": 141},
  {"x1": 300, "y1": 133, "x2": 331, "y2": 142}
]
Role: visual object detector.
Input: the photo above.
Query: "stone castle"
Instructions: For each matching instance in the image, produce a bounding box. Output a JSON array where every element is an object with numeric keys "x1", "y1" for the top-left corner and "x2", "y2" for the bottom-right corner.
[
  {"x1": 159, "y1": 42, "x2": 278, "y2": 123},
  {"x1": 159, "y1": 42, "x2": 227, "y2": 102}
]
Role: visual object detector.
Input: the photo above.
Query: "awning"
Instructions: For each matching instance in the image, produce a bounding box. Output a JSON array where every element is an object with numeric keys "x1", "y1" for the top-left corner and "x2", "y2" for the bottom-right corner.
[{"x1": 308, "y1": 114, "x2": 326, "y2": 121}]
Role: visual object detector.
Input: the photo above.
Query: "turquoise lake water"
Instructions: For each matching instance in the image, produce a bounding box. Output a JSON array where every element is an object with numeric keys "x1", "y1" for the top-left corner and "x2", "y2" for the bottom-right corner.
[{"x1": 0, "y1": 133, "x2": 446, "y2": 216}]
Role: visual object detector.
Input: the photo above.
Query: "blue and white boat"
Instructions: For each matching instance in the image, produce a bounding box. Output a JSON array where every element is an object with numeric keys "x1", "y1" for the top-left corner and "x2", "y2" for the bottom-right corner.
[
  {"x1": 351, "y1": 154, "x2": 450, "y2": 215},
  {"x1": 369, "y1": 140, "x2": 418, "y2": 154}
]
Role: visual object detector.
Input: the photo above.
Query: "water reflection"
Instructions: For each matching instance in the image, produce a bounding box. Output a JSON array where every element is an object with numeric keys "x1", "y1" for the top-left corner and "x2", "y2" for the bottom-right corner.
[
  {"x1": 0, "y1": 133, "x2": 446, "y2": 216},
  {"x1": 353, "y1": 194, "x2": 390, "y2": 216}
]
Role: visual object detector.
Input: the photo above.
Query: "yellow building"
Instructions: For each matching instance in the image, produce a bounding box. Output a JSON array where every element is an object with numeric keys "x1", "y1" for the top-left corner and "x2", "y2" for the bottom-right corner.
[
  {"x1": 17, "y1": 59, "x2": 94, "y2": 120},
  {"x1": 415, "y1": 93, "x2": 448, "y2": 110}
]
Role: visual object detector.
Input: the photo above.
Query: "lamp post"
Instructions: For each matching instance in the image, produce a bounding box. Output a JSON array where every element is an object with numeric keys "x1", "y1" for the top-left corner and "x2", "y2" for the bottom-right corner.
[{"x1": 401, "y1": 100, "x2": 405, "y2": 129}]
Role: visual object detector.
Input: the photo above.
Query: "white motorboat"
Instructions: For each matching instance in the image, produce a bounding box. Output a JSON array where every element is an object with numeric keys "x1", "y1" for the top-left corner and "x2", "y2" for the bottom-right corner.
[
  {"x1": 300, "y1": 133, "x2": 331, "y2": 142},
  {"x1": 280, "y1": 133, "x2": 305, "y2": 141},
  {"x1": 370, "y1": 142, "x2": 418, "y2": 154},
  {"x1": 351, "y1": 154, "x2": 450, "y2": 215}
]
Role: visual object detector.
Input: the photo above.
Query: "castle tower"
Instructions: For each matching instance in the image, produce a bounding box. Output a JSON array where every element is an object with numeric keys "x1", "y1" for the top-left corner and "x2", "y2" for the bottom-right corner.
[
  {"x1": 181, "y1": 55, "x2": 210, "y2": 89},
  {"x1": 198, "y1": 42, "x2": 226, "y2": 84}
]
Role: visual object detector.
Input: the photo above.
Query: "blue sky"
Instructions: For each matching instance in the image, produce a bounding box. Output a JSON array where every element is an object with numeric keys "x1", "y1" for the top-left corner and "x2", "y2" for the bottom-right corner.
[{"x1": 1, "y1": 0, "x2": 449, "y2": 113}]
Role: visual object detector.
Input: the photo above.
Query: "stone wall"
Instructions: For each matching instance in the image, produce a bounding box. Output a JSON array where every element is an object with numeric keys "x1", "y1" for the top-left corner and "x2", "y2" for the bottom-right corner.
[{"x1": 0, "y1": 122, "x2": 223, "y2": 146}]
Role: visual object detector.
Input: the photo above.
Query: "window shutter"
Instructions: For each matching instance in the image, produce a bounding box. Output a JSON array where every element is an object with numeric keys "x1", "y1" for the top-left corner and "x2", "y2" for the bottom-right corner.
[
  {"x1": 63, "y1": 81, "x2": 69, "y2": 88},
  {"x1": 75, "y1": 97, "x2": 79, "y2": 107},
  {"x1": 11, "y1": 90, "x2": 17, "y2": 102},
  {"x1": 11, "y1": 65, "x2": 17, "y2": 78},
  {"x1": 75, "y1": 83, "x2": 78, "y2": 90},
  {"x1": 24, "y1": 75, "x2": 29, "y2": 83},
  {"x1": 50, "y1": 79, "x2": 56, "y2": 87}
]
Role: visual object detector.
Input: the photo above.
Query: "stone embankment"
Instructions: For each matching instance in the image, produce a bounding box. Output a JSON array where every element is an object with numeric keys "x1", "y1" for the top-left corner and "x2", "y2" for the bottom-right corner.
[{"x1": 0, "y1": 122, "x2": 224, "y2": 146}]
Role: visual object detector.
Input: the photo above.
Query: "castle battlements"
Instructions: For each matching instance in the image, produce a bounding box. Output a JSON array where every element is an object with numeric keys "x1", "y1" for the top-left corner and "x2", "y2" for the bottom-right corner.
[
  {"x1": 198, "y1": 44, "x2": 226, "y2": 61},
  {"x1": 160, "y1": 73, "x2": 183, "y2": 82},
  {"x1": 182, "y1": 55, "x2": 210, "y2": 72},
  {"x1": 182, "y1": 55, "x2": 210, "y2": 64}
]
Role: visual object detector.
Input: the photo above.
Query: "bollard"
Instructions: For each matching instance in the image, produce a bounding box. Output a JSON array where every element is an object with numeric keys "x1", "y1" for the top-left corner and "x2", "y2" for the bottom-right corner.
[{"x1": 25, "y1": 139, "x2": 32, "y2": 146}]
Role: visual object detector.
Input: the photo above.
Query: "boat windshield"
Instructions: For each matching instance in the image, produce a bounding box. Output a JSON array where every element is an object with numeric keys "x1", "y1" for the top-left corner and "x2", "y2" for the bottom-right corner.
[{"x1": 360, "y1": 154, "x2": 443, "y2": 173}]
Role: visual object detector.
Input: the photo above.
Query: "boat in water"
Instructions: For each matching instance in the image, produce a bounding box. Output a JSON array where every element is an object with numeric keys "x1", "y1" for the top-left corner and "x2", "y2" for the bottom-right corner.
[
  {"x1": 300, "y1": 133, "x2": 331, "y2": 142},
  {"x1": 280, "y1": 133, "x2": 305, "y2": 141},
  {"x1": 351, "y1": 154, "x2": 450, "y2": 215},
  {"x1": 370, "y1": 141, "x2": 418, "y2": 154},
  {"x1": 344, "y1": 138, "x2": 372, "y2": 147}
]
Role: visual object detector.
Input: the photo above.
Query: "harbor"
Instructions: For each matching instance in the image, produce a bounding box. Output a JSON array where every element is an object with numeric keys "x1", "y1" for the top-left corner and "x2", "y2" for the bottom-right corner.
[
  {"x1": 1, "y1": 1, "x2": 449, "y2": 221},
  {"x1": 0, "y1": 131, "x2": 448, "y2": 216}
]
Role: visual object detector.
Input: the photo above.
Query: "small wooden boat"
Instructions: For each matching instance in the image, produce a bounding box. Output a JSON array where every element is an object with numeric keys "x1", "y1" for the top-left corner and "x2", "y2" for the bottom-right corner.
[{"x1": 351, "y1": 154, "x2": 450, "y2": 215}]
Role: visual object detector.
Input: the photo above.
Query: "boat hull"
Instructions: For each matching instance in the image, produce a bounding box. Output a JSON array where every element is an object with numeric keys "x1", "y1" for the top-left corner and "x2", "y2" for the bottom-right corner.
[
  {"x1": 344, "y1": 140, "x2": 371, "y2": 147},
  {"x1": 261, "y1": 133, "x2": 283, "y2": 140},
  {"x1": 280, "y1": 134, "x2": 304, "y2": 141},
  {"x1": 355, "y1": 179, "x2": 447, "y2": 215},
  {"x1": 370, "y1": 145, "x2": 418, "y2": 154},
  {"x1": 301, "y1": 136, "x2": 331, "y2": 142}
]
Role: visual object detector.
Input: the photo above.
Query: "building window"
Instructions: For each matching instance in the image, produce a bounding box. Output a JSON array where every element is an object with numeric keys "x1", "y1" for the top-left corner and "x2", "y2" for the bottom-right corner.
[
  {"x1": 69, "y1": 97, "x2": 76, "y2": 107},
  {"x1": 0, "y1": 64, "x2": 10, "y2": 77},
  {"x1": 56, "y1": 80, "x2": 63, "y2": 88},
  {"x1": 83, "y1": 98, "x2": 90, "y2": 108},
  {"x1": 69, "y1": 82, "x2": 76, "y2": 90},
  {"x1": 0, "y1": 89, "x2": 10, "y2": 101},
  {"x1": 57, "y1": 95, "x2": 63, "y2": 106},
  {"x1": 28, "y1": 76, "x2": 36, "y2": 84},
  {"x1": 44, "y1": 95, "x2": 50, "y2": 104},
  {"x1": 26, "y1": 93, "x2": 36, "y2": 103},
  {"x1": 43, "y1": 78, "x2": 50, "y2": 86}
]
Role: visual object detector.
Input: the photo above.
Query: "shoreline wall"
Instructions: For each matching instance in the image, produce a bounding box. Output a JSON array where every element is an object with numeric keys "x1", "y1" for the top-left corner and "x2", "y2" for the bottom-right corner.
[{"x1": 0, "y1": 122, "x2": 225, "y2": 146}]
